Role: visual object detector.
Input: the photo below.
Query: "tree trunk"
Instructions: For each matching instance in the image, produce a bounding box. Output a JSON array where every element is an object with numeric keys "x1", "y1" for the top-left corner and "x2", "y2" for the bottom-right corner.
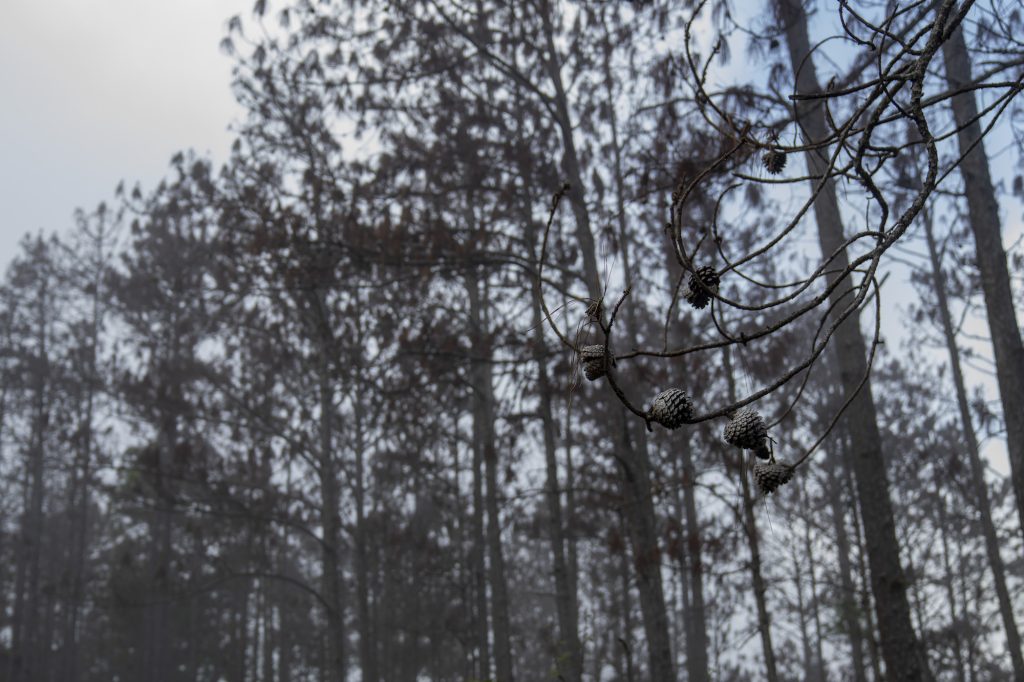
[
  {"x1": 676, "y1": 442, "x2": 710, "y2": 682},
  {"x1": 145, "y1": 378, "x2": 178, "y2": 682},
  {"x1": 933, "y1": 469, "x2": 968, "y2": 682},
  {"x1": 847, "y1": 461, "x2": 884, "y2": 682},
  {"x1": 61, "y1": 246, "x2": 104, "y2": 682},
  {"x1": 920, "y1": 204, "x2": 1024, "y2": 677},
  {"x1": 535, "y1": 7, "x2": 674, "y2": 676},
  {"x1": 351, "y1": 311, "x2": 379, "y2": 682},
  {"x1": 798, "y1": 478, "x2": 827, "y2": 682},
  {"x1": 724, "y1": 349, "x2": 778, "y2": 682},
  {"x1": 739, "y1": 453, "x2": 779, "y2": 682},
  {"x1": 942, "y1": 22, "x2": 1024, "y2": 540},
  {"x1": 317, "y1": 349, "x2": 347, "y2": 682},
  {"x1": 13, "y1": 279, "x2": 51, "y2": 682},
  {"x1": 825, "y1": 442, "x2": 869, "y2": 682},
  {"x1": 467, "y1": 275, "x2": 515, "y2": 682},
  {"x1": 663, "y1": 246, "x2": 712, "y2": 682},
  {"x1": 528, "y1": 256, "x2": 583, "y2": 681},
  {"x1": 470, "y1": 397, "x2": 491, "y2": 681},
  {"x1": 618, "y1": 518, "x2": 636, "y2": 682},
  {"x1": 793, "y1": 551, "x2": 814, "y2": 682},
  {"x1": 775, "y1": 2, "x2": 933, "y2": 678}
]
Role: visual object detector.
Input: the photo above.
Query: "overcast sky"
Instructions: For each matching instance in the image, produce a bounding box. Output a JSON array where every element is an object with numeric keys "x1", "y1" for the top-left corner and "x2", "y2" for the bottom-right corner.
[{"x1": 0, "y1": 0, "x2": 248, "y2": 265}]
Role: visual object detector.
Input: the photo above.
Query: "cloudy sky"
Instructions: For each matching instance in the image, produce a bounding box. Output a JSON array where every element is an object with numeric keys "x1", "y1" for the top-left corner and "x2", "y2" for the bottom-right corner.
[{"x1": 0, "y1": 0, "x2": 248, "y2": 264}]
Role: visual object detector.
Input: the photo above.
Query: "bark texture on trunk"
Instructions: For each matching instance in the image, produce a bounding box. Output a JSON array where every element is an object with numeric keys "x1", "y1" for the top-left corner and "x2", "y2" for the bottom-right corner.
[
  {"x1": 775, "y1": 1, "x2": 933, "y2": 678},
  {"x1": 941, "y1": 20, "x2": 1024, "y2": 539}
]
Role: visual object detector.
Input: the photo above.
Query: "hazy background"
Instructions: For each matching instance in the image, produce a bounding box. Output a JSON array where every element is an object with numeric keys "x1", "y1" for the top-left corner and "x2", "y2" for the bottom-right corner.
[
  {"x1": 0, "y1": 0, "x2": 246, "y2": 265},
  {"x1": 0, "y1": 0, "x2": 1018, "y2": 478}
]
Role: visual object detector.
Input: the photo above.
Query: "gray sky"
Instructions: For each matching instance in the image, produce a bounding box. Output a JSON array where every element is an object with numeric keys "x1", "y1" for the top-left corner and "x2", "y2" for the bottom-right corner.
[{"x1": 0, "y1": 0, "x2": 247, "y2": 264}]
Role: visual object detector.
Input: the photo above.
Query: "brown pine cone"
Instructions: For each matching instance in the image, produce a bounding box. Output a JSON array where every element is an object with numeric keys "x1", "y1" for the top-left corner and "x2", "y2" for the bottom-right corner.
[
  {"x1": 649, "y1": 388, "x2": 694, "y2": 429},
  {"x1": 762, "y1": 149, "x2": 787, "y2": 175},
  {"x1": 685, "y1": 266, "x2": 720, "y2": 309},
  {"x1": 723, "y1": 409, "x2": 768, "y2": 450},
  {"x1": 579, "y1": 344, "x2": 612, "y2": 381},
  {"x1": 753, "y1": 460, "x2": 794, "y2": 495}
]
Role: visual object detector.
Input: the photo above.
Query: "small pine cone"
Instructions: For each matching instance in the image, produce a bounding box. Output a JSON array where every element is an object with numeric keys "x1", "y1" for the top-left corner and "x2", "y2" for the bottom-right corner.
[
  {"x1": 580, "y1": 344, "x2": 612, "y2": 381},
  {"x1": 752, "y1": 460, "x2": 794, "y2": 495},
  {"x1": 649, "y1": 388, "x2": 694, "y2": 429},
  {"x1": 762, "y1": 149, "x2": 787, "y2": 175},
  {"x1": 723, "y1": 409, "x2": 768, "y2": 450},
  {"x1": 684, "y1": 266, "x2": 720, "y2": 309}
]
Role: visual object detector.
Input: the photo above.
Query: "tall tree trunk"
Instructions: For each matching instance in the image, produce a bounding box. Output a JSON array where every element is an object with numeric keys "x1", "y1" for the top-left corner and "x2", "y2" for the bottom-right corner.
[
  {"x1": 615, "y1": 418, "x2": 675, "y2": 682},
  {"x1": 298, "y1": 134, "x2": 348, "y2": 682},
  {"x1": 467, "y1": 275, "x2": 515, "y2": 682},
  {"x1": 798, "y1": 478, "x2": 827, "y2": 682},
  {"x1": 470, "y1": 397, "x2": 491, "y2": 681},
  {"x1": 941, "y1": 22, "x2": 1024, "y2": 539},
  {"x1": 933, "y1": 470, "x2": 968, "y2": 682},
  {"x1": 723, "y1": 349, "x2": 778, "y2": 682},
  {"x1": 663, "y1": 250, "x2": 711, "y2": 682},
  {"x1": 352, "y1": 411, "x2": 376, "y2": 682},
  {"x1": 682, "y1": 444, "x2": 711, "y2": 682},
  {"x1": 793, "y1": 551, "x2": 814, "y2": 682},
  {"x1": 262, "y1": 581, "x2": 276, "y2": 682},
  {"x1": 61, "y1": 248, "x2": 104, "y2": 682},
  {"x1": 351, "y1": 309, "x2": 379, "y2": 682},
  {"x1": 775, "y1": 2, "x2": 933, "y2": 678},
  {"x1": 317, "y1": 349, "x2": 347, "y2": 682},
  {"x1": 955, "y1": 539, "x2": 979, "y2": 682},
  {"x1": 560, "y1": 297, "x2": 580, "y2": 630},
  {"x1": 920, "y1": 204, "x2": 1024, "y2": 677},
  {"x1": 825, "y1": 443, "x2": 869, "y2": 682},
  {"x1": 617, "y1": 516, "x2": 636, "y2": 682},
  {"x1": 847, "y1": 461, "x2": 884, "y2": 682},
  {"x1": 528, "y1": 259, "x2": 583, "y2": 680},
  {"x1": 13, "y1": 279, "x2": 51, "y2": 682},
  {"x1": 535, "y1": 6, "x2": 675, "y2": 676},
  {"x1": 739, "y1": 451, "x2": 779, "y2": 682},
  {"x1": 146, "y1": 375, "x2": 178, "y2": 682}
]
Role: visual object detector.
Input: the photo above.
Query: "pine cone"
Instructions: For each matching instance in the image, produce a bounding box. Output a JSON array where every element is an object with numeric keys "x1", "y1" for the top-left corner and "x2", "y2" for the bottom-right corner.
[
  {"x1": 685, "y1": 266, "x2": 720, "y2": 309},
  {"x1": 762, "y1": 148, "x2": 787, "y2": 175},
  {"x1": 723, "y1": 409, "x2": 768, "y2": 450},
  {"x1": 579, "y1": 344, "x2": 612, "y2": 381},
  {"x1": 752, "y1": 460, "x2": 794, "y2": 495},
  {"x1": 649, "y1": 388, "x2": 694, "y2": 429}
]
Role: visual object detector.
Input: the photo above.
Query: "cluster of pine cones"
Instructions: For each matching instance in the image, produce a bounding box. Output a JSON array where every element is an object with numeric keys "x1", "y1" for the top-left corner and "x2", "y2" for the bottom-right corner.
[
  {"x1": 723, "y1": 408, "x2": 793, "y2": 495},
  {"x1": 573, "y1": 181, "x2": 800, "y2": 496},
  {"x1": 575, "y1": 348, "x2": 795, "y2": 495}
]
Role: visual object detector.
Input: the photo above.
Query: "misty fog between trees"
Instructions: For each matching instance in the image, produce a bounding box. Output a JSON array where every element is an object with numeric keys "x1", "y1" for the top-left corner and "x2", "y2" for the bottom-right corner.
[{"x1": 3, "y1": 1, "x2": 1024, "y2": 681}]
